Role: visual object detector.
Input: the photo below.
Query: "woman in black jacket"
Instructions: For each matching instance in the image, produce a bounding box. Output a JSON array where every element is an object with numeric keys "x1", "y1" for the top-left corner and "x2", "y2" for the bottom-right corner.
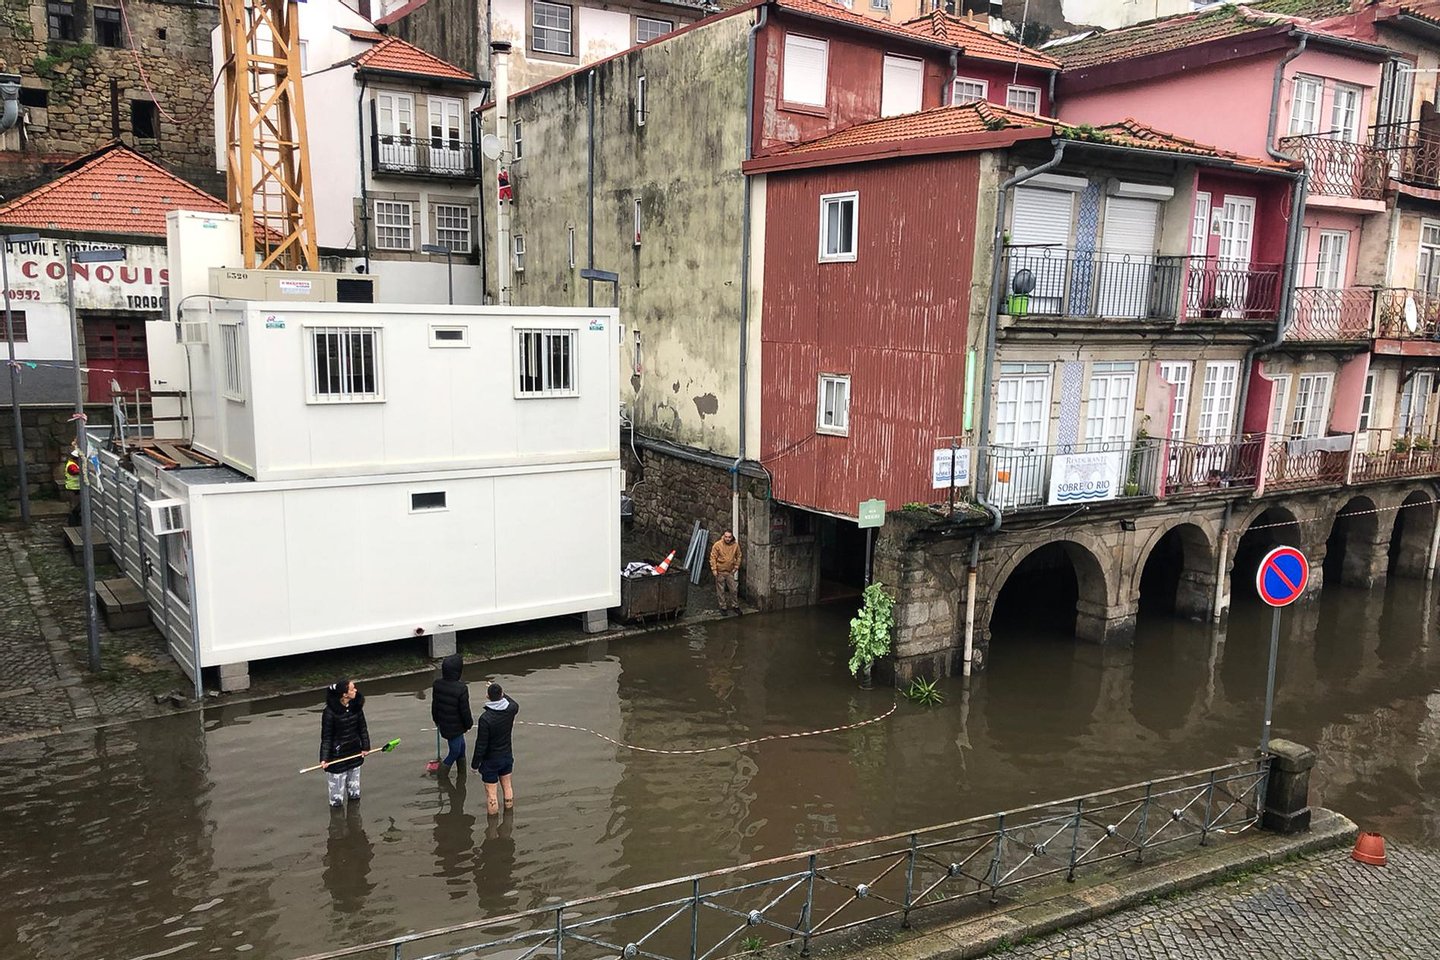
[
  {"x1": 428, "y1": 654, "x2": 473, "y2": 773},
  {"x1": 320, "y1": 678, "x2": 370, "y2": 808},
  {"x1": 471, "y1": 682, "x2": 519, "y2": 816}
]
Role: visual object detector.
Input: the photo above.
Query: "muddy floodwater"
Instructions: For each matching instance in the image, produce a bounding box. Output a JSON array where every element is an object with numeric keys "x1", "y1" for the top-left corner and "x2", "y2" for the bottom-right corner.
[{"x1": 3, "y1": 580, "x2": 1439, "y2": 960}]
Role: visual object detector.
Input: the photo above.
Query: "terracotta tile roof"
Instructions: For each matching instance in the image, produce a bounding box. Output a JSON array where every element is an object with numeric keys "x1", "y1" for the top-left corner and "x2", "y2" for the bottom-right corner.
[
  {"x1": 342, "y1": 27, "x2": 388, "y2": 41},
  {"x1": 0, "y1": 144, "x2": 226, "y2": 237},
  {"x1": 774, "y1": 0, "x2": 959, "y2": 48},
  {"x1": 353, "y1": 35, "x2": 477, "y2": 82},
  {"x1": 1048, "y1": 5, "x2": 1287, "y2": 69},
  {"x1": 902, "y1": 9, "x2": 1057, "y2": 68},
  {"x1": 1244, "y1": 0, "x2": 1353, "y2": 19},
  {"x1": 764, "y1": 102, "x2": 1293, "y2": 170}
]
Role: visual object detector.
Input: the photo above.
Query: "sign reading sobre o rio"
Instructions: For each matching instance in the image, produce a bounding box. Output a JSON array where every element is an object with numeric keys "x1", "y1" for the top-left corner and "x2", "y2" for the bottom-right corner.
[{"x1": 1047, "y1": 450, "x2": 1123, "y2": 506}]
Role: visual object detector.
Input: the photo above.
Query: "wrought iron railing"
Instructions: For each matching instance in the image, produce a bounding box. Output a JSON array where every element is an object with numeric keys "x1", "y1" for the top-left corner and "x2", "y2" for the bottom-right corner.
[
  {"x1": 1288, "y1": 286, "x2": 1375, "y2": 340},
  {"x1": 371, "y1": 133, "x2": 479, "y2": 178},
  {"x1": 1370, "y1": 119, "x2": 1440, "y2": 189},
  {"x1": 1163, "y1": 437, "x2": 1262, "y2": 496},
  {"x1": 1183, "y1": 258, "x2": 1283, "y2": 322},
  {"x1": 1002, "y1": 247, "x2": 1186, "y2": 320},
  {"x1": 1262, "y1": 432, "x2": 1352, "y2": 490},
  {"x1": 987, "y1": 440, "x2": 1161, "y2": 511},
  {"x1": 1371, "y1": 287, "x2": 1440, "y2": 339},
  {"x1": 1352, "y1": 429, "x2": 1440, "y2": 481},
  {"x1": 292, "y1": 759, "x2": 1270, "y2": 960},
  {"x1": 1278, "y1": 132, "x2": 1388, "y2": 199}
]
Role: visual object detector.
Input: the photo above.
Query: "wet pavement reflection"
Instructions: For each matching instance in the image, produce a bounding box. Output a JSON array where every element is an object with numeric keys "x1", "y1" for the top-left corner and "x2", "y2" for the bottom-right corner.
[{"x1": 3, "y1": 579, "x2": 1439, "y2": 960}]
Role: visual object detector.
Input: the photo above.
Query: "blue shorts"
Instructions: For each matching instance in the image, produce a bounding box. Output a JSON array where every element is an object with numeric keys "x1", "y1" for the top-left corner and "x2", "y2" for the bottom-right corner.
[{"x1": 478, "y1": 756, "x2": 514, "y2": 783}]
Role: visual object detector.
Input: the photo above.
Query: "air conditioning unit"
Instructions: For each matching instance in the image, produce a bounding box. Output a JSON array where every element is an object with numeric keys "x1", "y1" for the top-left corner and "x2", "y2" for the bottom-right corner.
[
  {"x1": 209, "y1": 268, "x2": 379, "y2": 303},
  {"x1": 145, "y1": 498, "x2": 186, "y2": 535},
  {"x1": 177, "y1": 314, "x2": 209, "y2": 345}
]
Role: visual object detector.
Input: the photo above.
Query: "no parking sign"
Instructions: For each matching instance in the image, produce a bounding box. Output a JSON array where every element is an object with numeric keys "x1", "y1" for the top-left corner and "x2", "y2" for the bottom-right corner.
[{"x1": 1255, "y1": 546, "x2": 1309, "y2": 607}]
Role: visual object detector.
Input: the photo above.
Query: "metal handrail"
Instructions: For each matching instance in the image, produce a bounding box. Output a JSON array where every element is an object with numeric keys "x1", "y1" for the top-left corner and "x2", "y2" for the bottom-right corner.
[
  {"x1": 1289, "y1": 286, "x2": 1375, "y2": 340},
  {"x1": 1369, "y1": 119, "x2": 1440, "y2": 189},
  {"x1": 290, "y1": 758, "x2": 1270, "y2": 960},
  {"x1": 370, "y1": 133, "x2": 479, "y2": 178},
  {"x1": 1163, "y1": 437, "x2": 1262, "y2": 495},
  {"x1": 1278, "y1": 132, "x2": 1388, "y2": 199}
]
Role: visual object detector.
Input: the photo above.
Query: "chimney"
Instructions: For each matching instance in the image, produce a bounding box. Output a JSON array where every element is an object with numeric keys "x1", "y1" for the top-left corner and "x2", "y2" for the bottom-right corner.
[{"x1": 492, "y1": 41, "x2": 513, "y2": 305}]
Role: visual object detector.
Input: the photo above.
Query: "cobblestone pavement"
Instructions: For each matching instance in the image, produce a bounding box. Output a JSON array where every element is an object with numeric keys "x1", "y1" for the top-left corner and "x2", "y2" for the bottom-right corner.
[{"x1": 997, "y1": 844, "x2": 1440, "y2": 959}]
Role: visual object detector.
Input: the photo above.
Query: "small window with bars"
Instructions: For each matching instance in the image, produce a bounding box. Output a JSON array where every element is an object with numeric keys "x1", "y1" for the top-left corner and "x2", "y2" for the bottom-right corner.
[
  {"x1": 220, "y1": 323, "x2": 246, "y2": 401},
  {"x1": 94, "y1": 7, "x2": 124, "y2": 47},
  {"x1": 308, "y1": 327, "x2": 383, "y2": 403},
  {"x1": 515, "y1": 328, "x2": 577, "y2": 398},
  {"x1": 532, "y1": 0, "x2": 573, "y2": 56},
  {"x1": 0, "y1": 310, "x2": 27, "y2": 342},
  {"x1": 374, "y1": 200, "x2": 413, "y2": 251},
  {"x1": 434, "y1": 204, "x2": 471, "y2": 253}
]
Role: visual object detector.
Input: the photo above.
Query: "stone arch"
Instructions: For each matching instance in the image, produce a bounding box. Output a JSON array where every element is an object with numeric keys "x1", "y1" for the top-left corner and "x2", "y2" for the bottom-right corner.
[
  {"x1": 1230, "y1": 505, "x2": 1305, "y2": 602},
  {"x1": 1137, "y1": 521, "x2": 1216, "y2": 620},
  {"x1": 1323, "y1": 495, "x2": 1386, "y2": 589},
  {"x1": 1389, "y1": 489, "x2": 1437, "y2": 579},
  {"x1": 987, "y1": 538, "x2": 1126, "y2": 645}
]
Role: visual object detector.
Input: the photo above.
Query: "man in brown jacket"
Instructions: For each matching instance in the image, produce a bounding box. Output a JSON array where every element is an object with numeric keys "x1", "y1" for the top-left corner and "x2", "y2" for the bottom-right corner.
[{"x1": 709, "y1": 530, "x2": 742, "y2": 614}]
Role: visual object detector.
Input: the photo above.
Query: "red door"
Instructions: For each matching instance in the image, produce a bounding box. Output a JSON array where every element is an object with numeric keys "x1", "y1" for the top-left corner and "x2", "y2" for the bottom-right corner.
[{"x1": 81, "y1": 314, "x2": 150, "y2": 403}]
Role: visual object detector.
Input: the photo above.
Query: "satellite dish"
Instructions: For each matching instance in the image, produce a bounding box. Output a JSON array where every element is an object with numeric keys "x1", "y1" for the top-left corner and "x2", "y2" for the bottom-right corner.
[
  {"x1": 1405, "y1": 294, "x2": 1419, "y2": 334},
  {"x1": 1012, "y1": 268, "x2": 1037, "y2": 296},
  {"x1": 480, "y1": 133, "x2": 503, "y2": 161}
]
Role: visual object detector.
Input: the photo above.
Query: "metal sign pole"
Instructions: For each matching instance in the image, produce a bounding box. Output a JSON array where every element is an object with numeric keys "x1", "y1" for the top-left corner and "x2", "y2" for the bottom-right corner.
[
  {"x1": 863, "y1": 528, "x2": 874, "y2": 587},
  {"x1": 948, "y1": 439, "x2": 957, "y2": 518},
  {"x1": 1260, "y1": 606, "x2": 1281, "y2": 753}
]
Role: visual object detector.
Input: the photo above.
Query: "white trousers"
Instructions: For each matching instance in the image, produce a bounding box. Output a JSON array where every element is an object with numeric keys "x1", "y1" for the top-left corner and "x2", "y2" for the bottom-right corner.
[{"x1": 325, "y1": 767, "x2": 361, "y2": 805}]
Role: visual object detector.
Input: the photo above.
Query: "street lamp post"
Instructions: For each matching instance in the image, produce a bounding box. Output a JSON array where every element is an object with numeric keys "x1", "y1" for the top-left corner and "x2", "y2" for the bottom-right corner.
[
  {"x1": 2, "y1": 230, "x2": 41, "y2": 524},
  {"x1": 65, "y1": 244, "x2": 125, "y2": 673},
  {"x1": 421, "y1": 243, "x2": 455, "y2": 305}
]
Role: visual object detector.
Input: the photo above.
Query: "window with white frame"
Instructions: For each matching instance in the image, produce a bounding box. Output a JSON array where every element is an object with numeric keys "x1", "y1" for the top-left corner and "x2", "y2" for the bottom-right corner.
[
  {"x1": 1289, "y1": 75, "x2": 1321, "y2": 135},
  {"x1": 1084, "y1": 361, "x2": 1137, "y2": 448},
  {"x1": 633, "y1": 198, "x2": 643, "y2": 247},
  {"x1": 1158, "y1": 361, "x2": 1191, "y2": 441},
  {"x1": 1268, "y1": 374, "x2": 1291, "y2": 436},
  {"x1": 1316, "y1": 230, "x2": 1349, "y2": 289},
  {"x1": 513, "y1": 234, "x2": 526, "y2": 272},
  {"x1": 309, "y1": 327, "x2": 383, "y2": 402},
  {"x1": 1330, "y1": 83, "x2": 1362, "y2": 142},
  {"x1": 567, "y1": 225, "x2": 576, "y2": 268},
  {"x1": 532, "y1": 0, "x2": 573, "y2": 56},
  {"x1": 1197, "y1": 361, "x2": 1240, "y2": 442},
  {"x1": 1419, "y1": 220, "x2": 1440, "y2": 296},
  {"x1": 782, "y1": 34, "x2": 828, "y2": 107},
  {"x1": 635, "y1": 16, "x2": 671, "y2": 42},
  {"x1": 952, "y1": 78, "x2": 988, "y2": 104},
  {"x1": 1006, "y1": 85, "x2": 1041, "y2": 114},
  {"x1": 374, "y1": 200, "x2": 413, "y2": 251},
  {"x1": 512, "y1": 119, "x2": 523, "y2": 160},
  {"x1": 817, "y1": 374, "x2": 850, "y2": 435},
  {"x1": 220, "y1": 323, "x2": 245, "y2": 401},
  {"x1": 880, "y1": 55, "x2": 923, "y2": 118},
  {"x1": 515, "y1": 328, "x2": 577, "y2": 397},
  {"x1": 1358, "y1": 371, "x2": 1376, "y2": 431},
  {"x1": 819, "y1": 191, "x2": 858, "y2": 262},
  {"x1": 1290, "y1": 373, "x2": 1332, "y2": 439},
  {"x1": 636, "y1": 75, "x2": 647, "y2": 127},
  {"x1": 1401, "y1": 371, "x2": 1434, "y2": 437},
  {"x1": 434, "y1": 204, "x2": 472, "y2": 253}
]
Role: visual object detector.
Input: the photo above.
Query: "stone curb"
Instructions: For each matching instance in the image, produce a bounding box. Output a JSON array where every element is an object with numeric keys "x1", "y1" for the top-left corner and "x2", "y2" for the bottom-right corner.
[{"x1": 856, "y1": 808, "x2": 1358, "y2": 960}]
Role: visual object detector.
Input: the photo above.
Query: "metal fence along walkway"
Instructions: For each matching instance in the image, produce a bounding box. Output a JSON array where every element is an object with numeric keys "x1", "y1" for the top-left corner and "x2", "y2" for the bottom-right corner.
[{"x1": 293, "y1": 758, "x2": 1271, "y2": 960}]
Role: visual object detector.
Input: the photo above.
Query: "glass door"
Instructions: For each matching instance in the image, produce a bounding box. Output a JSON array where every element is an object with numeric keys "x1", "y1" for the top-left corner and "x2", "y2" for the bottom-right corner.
[{"x1": 428, "y1": 97, "x2": 464, "y2": 173}]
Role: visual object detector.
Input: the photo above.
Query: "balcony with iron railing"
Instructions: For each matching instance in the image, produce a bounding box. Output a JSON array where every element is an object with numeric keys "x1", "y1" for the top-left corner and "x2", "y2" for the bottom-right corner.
[
  {"x1": 1277, "y1": 131, "x2": 1388, "y2": 200},
  {"x1": 371, "y1": 134, "x2": 479, "y2": 179},
  {"x1": 1370, "y1": 119, "x2": 1440, "y2": 190},
  {"x1": 1286, "y1": 286, "x2": 1440, "y2": 342},
  {"x1": 1001, "y1": 248, "x2": 1281, "y2": 324}
]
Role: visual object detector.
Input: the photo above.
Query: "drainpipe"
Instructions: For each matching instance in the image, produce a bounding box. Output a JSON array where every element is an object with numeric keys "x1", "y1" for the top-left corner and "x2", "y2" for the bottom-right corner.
[
  {"x1": 586, "y1": 69, "x2": 596, "y2": 308},
  {"x1": 732, "y1": 4, "x2": 768, "y2": 537},
  {"x1": 1235, "y1": 34, "x2": 1310, "y2": 437},
  {"x1": 946, "y1": 50, "x2": 958, "y2": 104},
  {"x1": 493, "y1": 41, "x2": 513, "y2": 305},
  {"x1": 962, "y1": 534, "x2": 980, "y2": 676},
  {"x1": 1048, "y1": 69, "x2": 1058, "y2": 113},
  {"x1": 1212, "y1": 500, "x2": 1232, "y2": 622},
  {"x1": 356, "y1": 76, "x2": 371, "y2": 268},
  {"x1": 976, "y1": 139, "x2": 1067, "y2": 529}
]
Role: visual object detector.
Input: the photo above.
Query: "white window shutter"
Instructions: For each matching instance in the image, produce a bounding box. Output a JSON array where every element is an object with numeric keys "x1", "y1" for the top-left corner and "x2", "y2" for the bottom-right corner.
[
  {"x1": 783, "y1": 35, "x2": 828, "y2": 107},
  {"x1": 881, "y1": 56, "x2": 923, "y2": 117}
]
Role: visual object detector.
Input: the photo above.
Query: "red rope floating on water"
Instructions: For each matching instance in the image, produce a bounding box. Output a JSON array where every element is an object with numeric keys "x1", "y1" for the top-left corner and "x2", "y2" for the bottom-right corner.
[{"x1": 519, "y1": 700, "x2": 899, "y2": 755}]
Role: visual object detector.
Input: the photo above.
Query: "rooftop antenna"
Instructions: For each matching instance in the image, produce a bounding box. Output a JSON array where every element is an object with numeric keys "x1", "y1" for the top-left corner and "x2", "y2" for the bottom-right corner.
[{"x1": 1013, "y1": 0, "x2": 1031, "y2": 85}]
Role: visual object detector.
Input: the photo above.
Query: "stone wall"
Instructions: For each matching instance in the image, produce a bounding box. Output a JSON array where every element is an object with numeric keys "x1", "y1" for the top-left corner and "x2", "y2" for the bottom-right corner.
[
  {"x1": 0, "y1": 0, "x2": 222, "y2": 197},
  {"x1": 385, "y1": 0, "x2": 478, "y2": 82},
  {"x1": 0, "y1": 402, "x2": 112, "y2": 508}
]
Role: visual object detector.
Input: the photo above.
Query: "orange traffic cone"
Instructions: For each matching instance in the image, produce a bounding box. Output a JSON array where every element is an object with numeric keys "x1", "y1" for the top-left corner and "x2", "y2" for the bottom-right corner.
[
  {"x1": 1352, "y1": 832, "x2": 1387, "y2": 866},
  {"x1": 655, "y1": 550, "x2": 676, "y2": 575}
]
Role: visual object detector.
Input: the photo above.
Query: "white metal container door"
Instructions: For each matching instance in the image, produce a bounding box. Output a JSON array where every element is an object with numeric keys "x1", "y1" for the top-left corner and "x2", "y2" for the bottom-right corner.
[
  {"x1": 993, "y1": 372, "x2": 1051, "y2": 508},
  {"x1": 1096, "y1": 197, "x2": 1160, "y2": 318},
  {"x1": 428, "y1": 98, "x2": 463, "y2": 173},
  {"x1": 1010, "y1": 187, "x2": 1075, "y2": 314},
  {"x1": 1216, "y1": 196, "x2": 1255, "y2": 317}
]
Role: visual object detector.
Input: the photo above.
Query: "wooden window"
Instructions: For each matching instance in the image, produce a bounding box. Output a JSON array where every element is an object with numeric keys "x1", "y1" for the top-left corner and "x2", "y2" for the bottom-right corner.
[
  {"x1": 94, "y1": 7, "x2": 124, "y2": 47},
  {"x1": 1006, "y1": 85, "x2": 1041, "y2": 114},
  {"x1": 532, "y1": 1, "x2": 573, "y2": 56},
  {"x1": 374, "y1": 200, "x2": 413, "y2": 251},
  {"x1": 46, "y1": 2, "x2": 76, "y2": 41},
  {"x1": 952, "y1": 78, "x2": 988, "y2": 104},
  {"x1": 0, "y1": 310, "x2": 27, "y2": 342}
]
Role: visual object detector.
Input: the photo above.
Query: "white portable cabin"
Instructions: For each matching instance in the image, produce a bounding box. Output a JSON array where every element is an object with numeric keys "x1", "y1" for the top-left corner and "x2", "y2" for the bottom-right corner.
[{"x1": 97, "y1": 301, "x2": 621, "y2": 690}]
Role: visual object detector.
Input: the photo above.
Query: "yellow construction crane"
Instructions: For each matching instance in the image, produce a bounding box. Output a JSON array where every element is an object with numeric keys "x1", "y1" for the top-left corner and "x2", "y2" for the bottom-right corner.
[{"x1": 220, "y1": 0, "x2": 318, "y2": 270}]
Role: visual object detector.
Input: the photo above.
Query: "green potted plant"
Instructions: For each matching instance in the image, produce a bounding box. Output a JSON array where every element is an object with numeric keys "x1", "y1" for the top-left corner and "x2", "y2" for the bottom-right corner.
[
  {"x1": 1124, "y1": 424, "x2": 1150, "y2": 497},
  {"x1": 1415, "y1": 435, "x2": 1433, "y2": 452},
  {"x1": 1200, "y1": 295, "x2": 1231, "y2": 319},
  {"x1": 848, "y1": 582, "x2": 895, "y2": 689},
  {"x1": 1394, "y1": 435, "x2": 1412, "y2": 454}
]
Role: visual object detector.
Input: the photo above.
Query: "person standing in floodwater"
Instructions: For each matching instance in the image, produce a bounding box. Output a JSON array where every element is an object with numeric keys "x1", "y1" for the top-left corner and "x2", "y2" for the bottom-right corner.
[
  {"x1": 471, "y1": 682, "x2": 519, "y2": 816},
  {"x1": 319, "y1": 678, "x2": 370, "y2": 808}
]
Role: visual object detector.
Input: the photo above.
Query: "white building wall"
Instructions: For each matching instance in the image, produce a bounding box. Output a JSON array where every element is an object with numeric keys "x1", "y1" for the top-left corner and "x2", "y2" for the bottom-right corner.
[{"x1": 1059, "y1": 0, "x2": 1192, "y2": 30}]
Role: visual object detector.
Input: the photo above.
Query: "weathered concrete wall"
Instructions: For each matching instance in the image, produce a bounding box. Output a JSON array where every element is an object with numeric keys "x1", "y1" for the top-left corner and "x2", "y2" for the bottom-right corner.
[
  {"x1": 0, "y1": 0, "x2": 221, "y2": 197},
  {"x1": 501, "y1": 13, "x2": 752, "y2": 456},
  {"x1": 385, "y1": 0, "x2": 478, "y2": 80}
]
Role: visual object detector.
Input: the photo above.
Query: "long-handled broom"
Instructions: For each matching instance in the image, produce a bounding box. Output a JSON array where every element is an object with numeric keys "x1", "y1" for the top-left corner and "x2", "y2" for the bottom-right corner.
[{"x1": 299, "y1": 738, "x2": 402, "y2": 774}]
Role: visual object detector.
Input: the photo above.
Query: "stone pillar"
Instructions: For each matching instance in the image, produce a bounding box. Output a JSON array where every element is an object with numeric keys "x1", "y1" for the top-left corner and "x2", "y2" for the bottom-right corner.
[
  {"x1": 581, "y1": 609, "x2": 608, "y2": 634},
  {"x1": 1340, "y1": 535, "x2": 1390, "y2": 589},
  {"x1": 1262, "y1": 739, "x2": 1316, "y2": 835},
  {"x1": 1175, "y1": 567, "x2": 1216, "y2": 620},
  {"x1": 1075, "y1": 597, "x2": 1136, "y2": 644},
  {"x1": 218, "y1": 660, "x2": 250, "y2": 693},
  {"x1": 1393, "y1": 519, "x2": 1433, "y2": 580},
  {"x1": 428, "y1": 630, "x2": 457, "y2": 658}
]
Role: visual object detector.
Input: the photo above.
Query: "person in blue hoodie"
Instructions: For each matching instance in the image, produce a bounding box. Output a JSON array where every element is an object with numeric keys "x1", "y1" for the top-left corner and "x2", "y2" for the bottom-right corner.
[
  {"x1": 319, "y1": 678, "x2": 370, "y2": 808},
  {"x1": 471, "y1": 682, "x2": 519, "y2": 816}
]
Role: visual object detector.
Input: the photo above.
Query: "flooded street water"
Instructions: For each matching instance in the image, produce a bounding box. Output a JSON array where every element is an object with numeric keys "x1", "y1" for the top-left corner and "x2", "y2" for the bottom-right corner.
[{"x1": 3, "y1": 580, "x2": 1439, "y2": 960}]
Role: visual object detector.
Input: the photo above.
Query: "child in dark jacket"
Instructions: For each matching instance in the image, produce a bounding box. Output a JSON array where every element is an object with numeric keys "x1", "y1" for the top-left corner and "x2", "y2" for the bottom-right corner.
[
  {"x1": 428, "y1": 654, "x2": 473, "y2": 773},
  {"x1": 319, "y1": 678, "x2": 370, "y2": 808},
  {"x1": 471, "y1": 682, "x2": 519, "y2": 816}
]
